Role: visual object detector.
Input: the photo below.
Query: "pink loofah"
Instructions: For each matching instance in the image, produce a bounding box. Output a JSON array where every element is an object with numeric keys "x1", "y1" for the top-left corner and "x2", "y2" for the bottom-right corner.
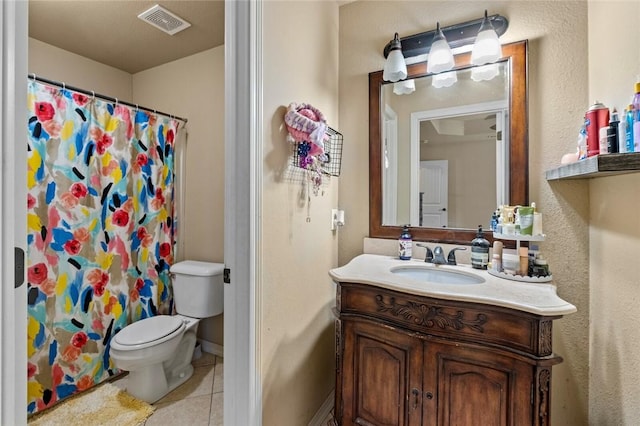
[{"x1": 284, "y1": 102, "x2": 328, "y2": 155}]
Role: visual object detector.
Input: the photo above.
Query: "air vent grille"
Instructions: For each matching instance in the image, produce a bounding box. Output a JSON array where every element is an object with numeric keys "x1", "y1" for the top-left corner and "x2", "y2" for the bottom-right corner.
[{"x1": 138, "y1": 4, "x2": 191, "y2": 36}]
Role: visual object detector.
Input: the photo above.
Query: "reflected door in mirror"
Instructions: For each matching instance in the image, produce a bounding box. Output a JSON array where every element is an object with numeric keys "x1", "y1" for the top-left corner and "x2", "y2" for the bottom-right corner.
[{"x1": 420, "y1": 160, "x2": 448, "y2": 227}]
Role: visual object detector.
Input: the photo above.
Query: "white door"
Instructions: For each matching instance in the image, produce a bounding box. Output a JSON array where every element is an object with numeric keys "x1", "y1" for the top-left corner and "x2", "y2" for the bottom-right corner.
[
  {"x1": 1, "y1": 1, "x2": 28, "y2": 424},
  {"x1": 419, "y1": 160, "x2": 448, "y2": 227}
]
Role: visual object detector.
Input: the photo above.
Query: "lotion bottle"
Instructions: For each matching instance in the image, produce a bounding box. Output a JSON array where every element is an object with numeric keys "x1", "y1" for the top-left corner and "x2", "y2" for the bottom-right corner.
[{"x1": 398, "y1": 225, "x2": 412, "y2": 260}]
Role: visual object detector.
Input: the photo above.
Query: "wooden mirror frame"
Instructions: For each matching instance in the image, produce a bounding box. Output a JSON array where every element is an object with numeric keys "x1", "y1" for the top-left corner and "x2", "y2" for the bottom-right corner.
[{"x1": 369, "y1": 40, "x2": 528, "y2": 244}]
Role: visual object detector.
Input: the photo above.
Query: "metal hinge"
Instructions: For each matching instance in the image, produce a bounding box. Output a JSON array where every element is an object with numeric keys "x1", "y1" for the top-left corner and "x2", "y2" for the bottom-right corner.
[
  {"x1": 15, "y1": 247, "x2": 25, "y2": 288},
  {"x1": 223, "y1": 268, "x2": 231, "y2": 284}
]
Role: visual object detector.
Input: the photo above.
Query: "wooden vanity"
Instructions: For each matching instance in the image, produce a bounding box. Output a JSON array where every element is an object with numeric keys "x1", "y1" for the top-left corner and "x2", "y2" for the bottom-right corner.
[{"x1": 331, "y1": 255, "x2": 575, "y2": 426}]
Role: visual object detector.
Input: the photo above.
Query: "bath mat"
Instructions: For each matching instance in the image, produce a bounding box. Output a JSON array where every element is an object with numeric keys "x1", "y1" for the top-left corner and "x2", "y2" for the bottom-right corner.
[{"x1": 28, "y1": 382, "x2": 155, "y2": 426}]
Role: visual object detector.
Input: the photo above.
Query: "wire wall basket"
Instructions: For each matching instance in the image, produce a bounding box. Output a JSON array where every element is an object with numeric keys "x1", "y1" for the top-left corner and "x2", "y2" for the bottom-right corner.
[{"x1": 291, "y1": 127, "x2": 343, "y2": 177}]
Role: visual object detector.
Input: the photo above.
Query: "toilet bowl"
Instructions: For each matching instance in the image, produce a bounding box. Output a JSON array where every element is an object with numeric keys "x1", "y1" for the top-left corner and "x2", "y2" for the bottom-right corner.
[{"x1": 109, "y1": 261, "x2": 224, "y2": 403}]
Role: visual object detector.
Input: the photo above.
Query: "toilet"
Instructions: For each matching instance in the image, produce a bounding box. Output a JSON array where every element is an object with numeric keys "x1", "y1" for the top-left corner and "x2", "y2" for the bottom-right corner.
[{"x1": 109, "y1": 260, "x2": 224, "y2": 403}]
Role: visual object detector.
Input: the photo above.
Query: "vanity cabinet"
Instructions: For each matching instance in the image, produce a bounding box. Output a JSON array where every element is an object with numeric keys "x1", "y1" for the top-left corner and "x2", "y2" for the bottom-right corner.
[{"x1": 334, "y1": 282, "x2": 564, "y2": 426}]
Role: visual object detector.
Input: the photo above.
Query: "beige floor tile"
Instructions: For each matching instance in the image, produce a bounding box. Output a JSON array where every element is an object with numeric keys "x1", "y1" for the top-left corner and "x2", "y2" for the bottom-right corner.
[
  {"x1": 212, "y1": 361, "x2": 223, "y2": 394},
  {"x1": 145, "y1": 394, "x2": 211, "y2": 426},
  {"x1": 209, "y1": 392, "x2": 223, "y2": 426},
  {"x1": 192, "y1": 351, "x2": 217, "y2": 368},
  {"x1": 156, "y1": 364, "x2": 215, "y2": 404}
]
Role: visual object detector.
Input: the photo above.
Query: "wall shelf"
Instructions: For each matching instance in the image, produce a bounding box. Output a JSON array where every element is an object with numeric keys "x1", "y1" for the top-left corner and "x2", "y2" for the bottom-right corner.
[{"x1": 545, "y1": 152, "x2": 640, "y2": 180}]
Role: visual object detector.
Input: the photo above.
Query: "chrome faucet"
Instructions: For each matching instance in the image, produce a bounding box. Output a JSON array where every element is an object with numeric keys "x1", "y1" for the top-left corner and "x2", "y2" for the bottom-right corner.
[
  {"x1": 432, "y1": 246, "x2": 447, "y2": 265},
  {"x1": 415, "y1": 244, "x2": 467, "y2": 265}
]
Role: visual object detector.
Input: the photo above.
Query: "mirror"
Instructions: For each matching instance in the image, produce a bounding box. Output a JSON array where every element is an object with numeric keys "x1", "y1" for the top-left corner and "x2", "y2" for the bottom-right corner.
[{"x1": 370, "y1": 41, "x2": 528, "y2": 244}]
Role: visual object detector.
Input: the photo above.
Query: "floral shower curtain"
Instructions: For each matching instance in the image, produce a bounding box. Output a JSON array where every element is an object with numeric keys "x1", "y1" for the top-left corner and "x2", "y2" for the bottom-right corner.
[{"x1": 26, "y1": 81, "x2": 178, "y2": 414}]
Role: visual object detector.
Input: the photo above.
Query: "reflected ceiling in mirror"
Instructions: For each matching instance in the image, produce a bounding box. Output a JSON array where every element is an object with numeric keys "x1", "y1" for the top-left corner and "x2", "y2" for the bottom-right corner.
[
  {"x1": 369, "y1": 41, "x2": 528, "y2": 244},
  {"x1": 380, "y1": 63, "x2": 510, "y2": 230}
]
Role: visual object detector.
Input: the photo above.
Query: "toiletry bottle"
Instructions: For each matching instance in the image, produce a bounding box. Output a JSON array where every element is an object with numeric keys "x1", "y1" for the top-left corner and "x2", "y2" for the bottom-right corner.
[
  {"x1": 398, "y1": 225, "x2": 412, "y2": 260},
  {"x1": 577, "y1": 124, "x2": 588, "y2": 159},
  {"x1": 634, "y1": 83, "x2": 640, "y2": 151},
  {"x1": 626, "y1": 104, "x2": 635, "y2": 152},
  {"x1": 619, "y1": 112, "x2": 627, "y2": 153},
  {"x1": 607, "y1": 109, "x2": 620, "y2": 153},
  {"x1": 471, "y1": 225, "x2": 490, "y2": 270},
  {"x1": 492, "y1": 240, "x2": 503, "y2": 272}
]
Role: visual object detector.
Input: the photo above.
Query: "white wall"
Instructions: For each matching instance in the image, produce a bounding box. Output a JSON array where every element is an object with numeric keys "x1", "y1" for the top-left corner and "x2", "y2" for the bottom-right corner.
[
  {"x1": 587, "y1": 2, "x2": 640, "y2": 424},
  {"x1": 262, "y1": 1, "x2": 340, "y2": 424},
  {"x1": 339, "y1": 2, "x2": 590, "y2": 424},
  {"x1": 29, "y1": 38, "x2": 132, "y2": 102}
]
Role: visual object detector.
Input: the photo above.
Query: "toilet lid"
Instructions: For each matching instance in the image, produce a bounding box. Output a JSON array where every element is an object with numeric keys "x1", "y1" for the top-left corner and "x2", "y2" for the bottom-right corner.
[{"x1": 113, "y1": 316, "x2": 184, "y2": 346}]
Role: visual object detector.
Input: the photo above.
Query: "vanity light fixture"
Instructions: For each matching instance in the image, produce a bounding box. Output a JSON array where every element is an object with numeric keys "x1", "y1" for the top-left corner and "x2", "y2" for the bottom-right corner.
[
  {"x1": 382, "y1": 33, "x2": 407, "y2": 82},
  {"x1": 471, "y1": 10, "x2": 503, "y2": 67},
  {"x1": 426, "y1": 23, "x2": 454, "y2": 74},
  {"x1": 382, "y1": 12, "x2": 508, "y2": 70}
]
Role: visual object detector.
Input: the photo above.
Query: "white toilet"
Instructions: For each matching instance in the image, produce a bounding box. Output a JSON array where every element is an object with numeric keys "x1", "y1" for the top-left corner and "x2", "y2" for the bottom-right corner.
[{"x1": 110, "y1": 260, "x2": 224, "y2": 403}]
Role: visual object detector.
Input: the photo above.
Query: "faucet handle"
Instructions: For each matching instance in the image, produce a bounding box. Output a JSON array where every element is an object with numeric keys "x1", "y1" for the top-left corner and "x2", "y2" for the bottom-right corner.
[
  {"x1": 447, "y1": 247, "x2": 467, "y2": 265},
  {"x1": 415, "y1": 243, "x2": 433, "y2": 263}
]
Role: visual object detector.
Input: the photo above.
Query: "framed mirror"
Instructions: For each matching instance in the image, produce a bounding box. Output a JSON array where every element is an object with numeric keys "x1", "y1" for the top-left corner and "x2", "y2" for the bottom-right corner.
[{"x1": 369, "y1": 40, "x2": 528, "y2": 244}]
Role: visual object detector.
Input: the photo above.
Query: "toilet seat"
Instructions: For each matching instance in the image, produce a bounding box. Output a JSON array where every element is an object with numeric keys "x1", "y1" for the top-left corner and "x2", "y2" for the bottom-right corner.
[{"x1": 112, "y1": 316, "x2": 185, "y2": 350}]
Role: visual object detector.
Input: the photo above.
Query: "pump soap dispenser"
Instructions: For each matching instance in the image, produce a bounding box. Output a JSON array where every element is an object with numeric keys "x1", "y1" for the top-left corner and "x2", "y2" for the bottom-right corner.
[
  {"x1": 398, "y1": 225, "x2": 413, "y2": 260},
  {"x1": 471, "y1": 225, "x2": 490, "y2": 270}
]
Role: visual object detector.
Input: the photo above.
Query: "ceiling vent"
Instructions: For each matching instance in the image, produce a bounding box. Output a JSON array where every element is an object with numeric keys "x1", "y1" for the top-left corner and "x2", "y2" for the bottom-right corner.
[{"x1": 138, "y1": 4, "x2": 191, "y2": 36}]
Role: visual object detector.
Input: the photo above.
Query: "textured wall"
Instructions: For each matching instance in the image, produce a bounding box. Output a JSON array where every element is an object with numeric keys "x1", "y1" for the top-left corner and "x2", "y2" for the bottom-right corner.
[
  {"x1": 261, "y1": 2, "x2": 340, "y2": 425},
  {"x1": 339, "y1": 2, "x2": 590, "y2": 424},
  {"x1": 588, "y1": 2, "x2": 640, "y2": 424}
]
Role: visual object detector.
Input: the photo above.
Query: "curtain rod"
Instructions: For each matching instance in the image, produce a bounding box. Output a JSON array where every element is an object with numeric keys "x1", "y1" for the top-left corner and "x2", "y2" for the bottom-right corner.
[{"x1": 29, "y1": 74, "x2": 188, "y2": 124}]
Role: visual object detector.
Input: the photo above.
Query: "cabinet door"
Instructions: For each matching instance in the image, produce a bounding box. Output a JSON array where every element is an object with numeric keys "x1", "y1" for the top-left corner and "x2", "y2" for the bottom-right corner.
[
  {"x1": 424, "y1": 342, "x2": 533, "y2": 426},
  {"x1": 340, "y1": 320, "x2": 423, "y2": 426}
]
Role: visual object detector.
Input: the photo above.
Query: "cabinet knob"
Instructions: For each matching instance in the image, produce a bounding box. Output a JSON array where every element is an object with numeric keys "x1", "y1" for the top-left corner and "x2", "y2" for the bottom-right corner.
[{"x1": 425, "y1": 391, "x2": 433, "y2": 400}]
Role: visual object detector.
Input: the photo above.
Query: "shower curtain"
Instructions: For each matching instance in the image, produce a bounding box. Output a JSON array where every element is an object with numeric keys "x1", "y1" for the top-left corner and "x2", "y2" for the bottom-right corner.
[{"x1": 26, "y1": 81, "x2": 178, "y2": 414}]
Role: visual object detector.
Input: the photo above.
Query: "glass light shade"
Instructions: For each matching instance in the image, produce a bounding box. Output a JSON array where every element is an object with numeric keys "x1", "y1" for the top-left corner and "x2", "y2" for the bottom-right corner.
[
  {"x1": 383, "y1": 50, "x2": 407, "y2": 82},
  {"x1": 426, "y1": 25, "x2": 454, "y2": 74},
  {"x1": 431, "y1": 70, "x2": 457, "y2": 88},
  {"x1": 471, "y1": 63, "x2": 500, "y2": 81},
  {"x1": 393, "y1": 79, "x2": 416, "y2": 95},
  {"x1": 383, "y1": 33, "x2": 407, "y2": 82},
  {"x1": 471, "y1": 15, "x2": 502, "y2": 66}
]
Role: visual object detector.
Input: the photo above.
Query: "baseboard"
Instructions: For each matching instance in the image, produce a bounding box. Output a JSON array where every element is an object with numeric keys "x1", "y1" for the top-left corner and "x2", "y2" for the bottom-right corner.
[
  {"x1": 308, "y1": 389, "x2": 335, "y2": 426},
  {"x1": 198, "y1": 339, "x2": 224, "y2": 358}
]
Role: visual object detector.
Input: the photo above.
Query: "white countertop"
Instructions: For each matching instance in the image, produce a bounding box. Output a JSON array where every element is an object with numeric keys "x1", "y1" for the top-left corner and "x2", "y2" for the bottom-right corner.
[{"x1": 329, "y1": 254, "x2": 577, "y2": 316}]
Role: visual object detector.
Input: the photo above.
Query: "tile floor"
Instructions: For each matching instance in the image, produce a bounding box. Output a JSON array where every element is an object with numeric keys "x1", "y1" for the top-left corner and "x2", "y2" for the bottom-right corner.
[{"x1": 113, "y1": 351, "x2": 223, "y2": 426}]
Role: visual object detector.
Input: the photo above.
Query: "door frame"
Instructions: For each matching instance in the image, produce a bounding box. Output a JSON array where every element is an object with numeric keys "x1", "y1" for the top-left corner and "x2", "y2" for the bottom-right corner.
[
  {"x1": 1, "y1": 0, "x2": 28, "y2": 423},
  {"x1": 409, "y1": 100, "x2": 509, "y2": 226},
  {"x1": 224, "y1": 1, "x2": 262, "y2": 425}
]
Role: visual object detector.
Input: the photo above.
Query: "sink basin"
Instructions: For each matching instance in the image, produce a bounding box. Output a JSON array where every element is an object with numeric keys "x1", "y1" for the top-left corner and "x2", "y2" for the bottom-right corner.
[{"x1": 391, "y1": 266, "x2": 485, "y2": 285}]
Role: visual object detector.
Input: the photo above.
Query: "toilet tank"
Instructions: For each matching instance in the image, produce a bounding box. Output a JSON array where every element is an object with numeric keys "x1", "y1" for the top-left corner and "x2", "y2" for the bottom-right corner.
[{"x1": 170, "y1": 261, "x2": 224, "y2": 318}]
